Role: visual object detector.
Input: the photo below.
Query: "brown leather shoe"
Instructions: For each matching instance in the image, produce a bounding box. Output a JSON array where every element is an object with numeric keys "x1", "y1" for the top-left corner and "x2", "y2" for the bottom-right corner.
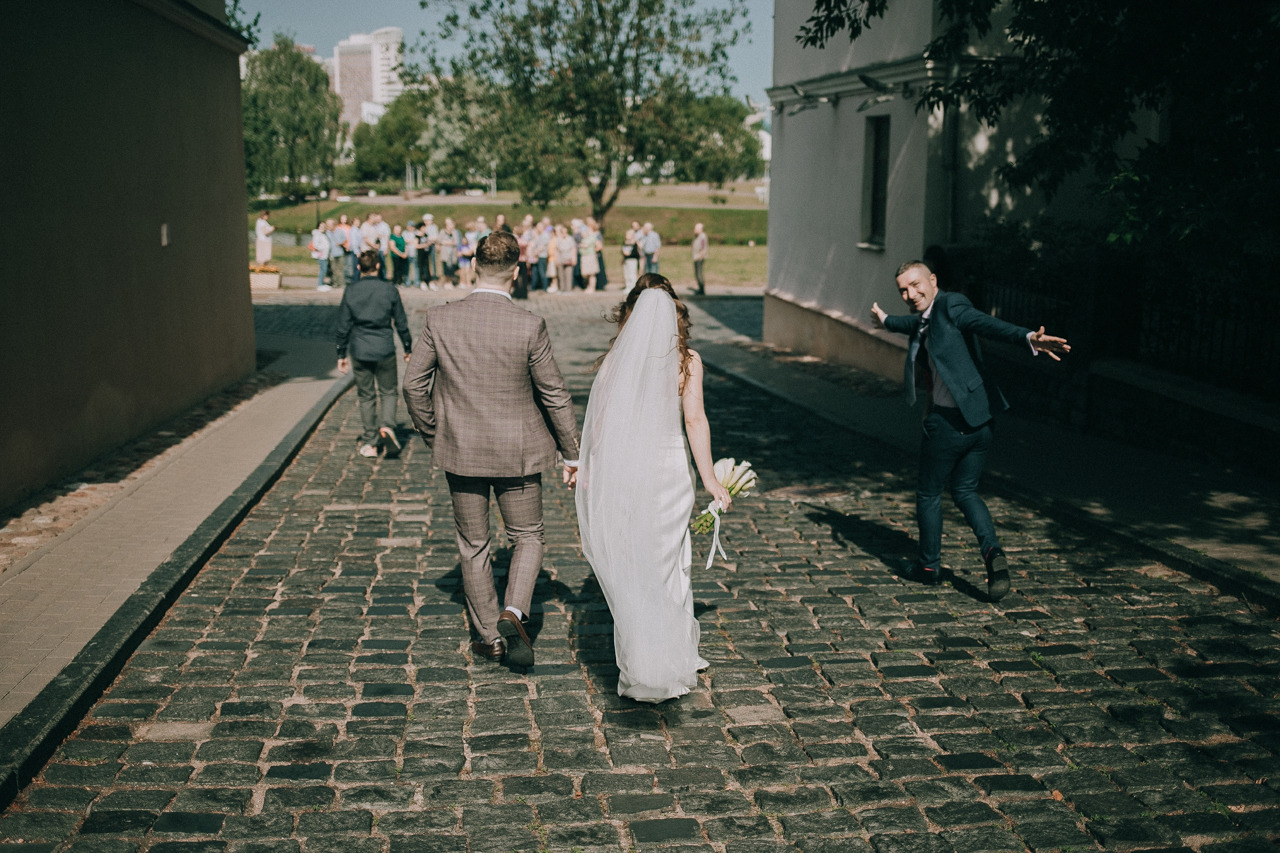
[
  {"x1": 470, "y1": 638, "x2": 505, "y2": 661},
  {"x1": 497, "y1": 611, "x2": 534, "y2": 667}
]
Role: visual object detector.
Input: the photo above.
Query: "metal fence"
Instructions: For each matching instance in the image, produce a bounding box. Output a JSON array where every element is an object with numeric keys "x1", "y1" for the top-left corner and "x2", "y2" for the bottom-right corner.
[{"x1": 954, "y1": 244, "x2": 1278, "y2": 401}]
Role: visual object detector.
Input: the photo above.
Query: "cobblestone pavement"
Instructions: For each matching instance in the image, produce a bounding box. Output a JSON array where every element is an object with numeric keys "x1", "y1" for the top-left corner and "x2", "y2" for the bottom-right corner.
[{"x1": 2, "y1": 296, "x2": 1278, "y2": 852}]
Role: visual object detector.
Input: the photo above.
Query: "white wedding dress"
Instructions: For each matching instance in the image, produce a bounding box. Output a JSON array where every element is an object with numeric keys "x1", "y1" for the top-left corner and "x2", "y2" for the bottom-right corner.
[{"x1": 576, "y1": 289, "x2": 709, "y2": 702}]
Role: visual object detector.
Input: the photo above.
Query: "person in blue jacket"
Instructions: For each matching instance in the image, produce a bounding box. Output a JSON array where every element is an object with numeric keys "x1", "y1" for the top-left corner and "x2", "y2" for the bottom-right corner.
[{"x1": 872, "y1": 259, "x2": 1070, "y2": 601}]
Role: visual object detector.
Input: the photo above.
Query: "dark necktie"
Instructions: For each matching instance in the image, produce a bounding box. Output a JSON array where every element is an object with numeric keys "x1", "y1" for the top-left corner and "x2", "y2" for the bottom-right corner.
[{"x1": 916, "y1": 316, "x2": 933, "y2": 394}]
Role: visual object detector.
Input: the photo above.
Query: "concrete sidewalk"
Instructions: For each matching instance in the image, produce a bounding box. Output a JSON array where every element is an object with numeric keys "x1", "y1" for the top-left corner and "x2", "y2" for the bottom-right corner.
[{"x1": 0, "y1": 333, "x2": 349, "y2": 802}]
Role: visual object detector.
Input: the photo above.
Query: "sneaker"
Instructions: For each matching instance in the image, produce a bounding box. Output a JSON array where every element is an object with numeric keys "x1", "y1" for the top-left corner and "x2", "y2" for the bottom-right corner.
[
  {"x1": 548, "y1": 284, "x2": 559, "y2": 293},
  {"x1": 379, "y1": 427, "x2": 401, "y2": 459},
  {"x1": 358, "y1": 443, "x2": 378, "y2": 458},
  {"x1": 429, "y1": 282, "x2": 440, "y2": 291},
  {"x1": 317, "y1": 284, "x2": 332, "y2": 292},
  {"x1": 984, "y1": 548, "x2": 1011, "y2": 602}
]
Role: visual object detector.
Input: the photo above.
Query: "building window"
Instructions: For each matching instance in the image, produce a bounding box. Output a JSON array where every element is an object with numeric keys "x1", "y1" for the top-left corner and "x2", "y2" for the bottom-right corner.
[{"x1": 861, "y1": 116, "x2": 890, "y2": 248}]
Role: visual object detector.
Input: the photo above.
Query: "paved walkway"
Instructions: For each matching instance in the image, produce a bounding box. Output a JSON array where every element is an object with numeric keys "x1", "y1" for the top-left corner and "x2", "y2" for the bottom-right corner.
[
  {"x1": 0, "y1": 335, "x2": 345, "y2": 731},
  {"x1": 0, "y1": 289, "x2": 1277, "y2": 852}
]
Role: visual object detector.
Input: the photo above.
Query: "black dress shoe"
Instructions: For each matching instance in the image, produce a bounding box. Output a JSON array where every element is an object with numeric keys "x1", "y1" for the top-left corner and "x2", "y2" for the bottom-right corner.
[
  {"x1": 470, "y1": 638, "x2": 505, "y2": 661},
  {"x1": 497, "y1": 611, "x2": 535, "y2": 667},
  {"x1": 984, "y1": 548, "x2": 1011, "y2": 602},
  {"x1": 901, "y1": 559, "x2": 942, "y2": 586}
]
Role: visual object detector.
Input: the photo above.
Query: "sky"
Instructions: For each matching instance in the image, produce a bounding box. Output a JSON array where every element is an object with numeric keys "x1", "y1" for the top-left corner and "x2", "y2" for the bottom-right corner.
[{"x1": 237, "y1": 0, "x2": 775, "y2": 105}]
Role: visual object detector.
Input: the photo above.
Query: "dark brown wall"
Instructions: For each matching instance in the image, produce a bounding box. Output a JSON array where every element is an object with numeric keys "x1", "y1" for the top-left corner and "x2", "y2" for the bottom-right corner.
[{"x1": 0, "y1": 0, "x2": 255, "y2": 508}]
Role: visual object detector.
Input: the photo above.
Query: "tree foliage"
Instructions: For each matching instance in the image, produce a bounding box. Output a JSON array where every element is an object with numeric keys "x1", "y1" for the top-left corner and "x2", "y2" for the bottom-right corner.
[
  {"x1": 224, "y1": 0, "x2": 260, "y2": 49},
  {"x1": 352, "y1": 91, "x2": 429, "y2": 181},
  {"x1": 351, "y1": 85, "x2": 500, "y2": 192},
  {"x1": 242, "y1": 34, "x2": 343, "y2": 199},
  {"x1": 799, "y1": 0, "x2": 1280, "y2": 278},
  {"x1": 419, "y1": 0, "x2": 762, "y2": 224}
]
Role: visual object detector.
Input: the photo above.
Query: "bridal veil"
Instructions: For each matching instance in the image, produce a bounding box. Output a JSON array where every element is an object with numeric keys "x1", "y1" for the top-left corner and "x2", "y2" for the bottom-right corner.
[{"x1": 576, "y1": 288, "x2": 708, "y2": 701}]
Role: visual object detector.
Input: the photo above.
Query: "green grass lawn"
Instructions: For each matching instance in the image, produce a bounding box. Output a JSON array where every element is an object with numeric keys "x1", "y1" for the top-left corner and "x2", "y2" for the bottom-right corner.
[{"x1": 265, "y1": 242, "x2": 767, "y2": 289}]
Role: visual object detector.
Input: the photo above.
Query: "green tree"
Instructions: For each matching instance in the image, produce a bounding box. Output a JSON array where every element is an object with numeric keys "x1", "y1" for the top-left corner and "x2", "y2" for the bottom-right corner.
[
  {"x1": 799, "y1": 0, "x2": 1280, "y2": 276},
  {"x1": 421, "y1": 0, "x2": 761, "y2": 224},
  {"x1": 225, "y1": 0, "x2": 260, "y2": 48},
  {"x1": 241, "y1": 34, "x2": 343, "y2": 199},
  {"x1": 352, "y1": 90, "x2": 428, "y2": 181}
]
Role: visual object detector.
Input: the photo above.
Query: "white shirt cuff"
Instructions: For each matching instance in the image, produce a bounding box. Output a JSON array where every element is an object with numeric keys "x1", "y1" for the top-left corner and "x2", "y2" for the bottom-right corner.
[
  {"x1": 563, "y1": 459, "x2": 579, "y2": 467},
  {"x1": 1026, "y1": 331, "x2": 1038, "y2": 355}
]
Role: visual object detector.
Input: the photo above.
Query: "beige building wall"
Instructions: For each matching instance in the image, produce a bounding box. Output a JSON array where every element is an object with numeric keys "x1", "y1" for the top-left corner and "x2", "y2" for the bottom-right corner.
[{"x1": 0, "y1": 0, "x2": 255, "y2": 509}]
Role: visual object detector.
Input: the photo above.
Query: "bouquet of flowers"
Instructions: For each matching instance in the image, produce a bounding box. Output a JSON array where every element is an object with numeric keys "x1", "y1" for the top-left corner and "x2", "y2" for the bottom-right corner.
[{"x1": 691, "y1": 458, "x2": 759, "y2": 533}]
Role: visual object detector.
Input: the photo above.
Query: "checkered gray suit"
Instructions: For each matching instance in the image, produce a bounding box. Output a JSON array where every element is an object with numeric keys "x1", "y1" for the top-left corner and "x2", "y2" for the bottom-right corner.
[{"x1": 403, "y1": 291, "x2": 580, "y2": 643}]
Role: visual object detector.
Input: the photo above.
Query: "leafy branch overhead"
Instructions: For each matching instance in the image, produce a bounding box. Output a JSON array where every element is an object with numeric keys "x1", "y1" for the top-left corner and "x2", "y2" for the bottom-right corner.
[
  {"x1": 417, "y1": 0, "x2": 763, "y2": 223},
  {"x1": 799, "y1": 0, "x2": 1280, "y2": 271}
]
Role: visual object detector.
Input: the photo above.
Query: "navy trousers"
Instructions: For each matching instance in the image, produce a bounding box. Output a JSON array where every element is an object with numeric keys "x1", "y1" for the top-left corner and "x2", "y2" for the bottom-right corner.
[{"x1": 916, "y1": 406, "x2": 1000, "y2": 569}]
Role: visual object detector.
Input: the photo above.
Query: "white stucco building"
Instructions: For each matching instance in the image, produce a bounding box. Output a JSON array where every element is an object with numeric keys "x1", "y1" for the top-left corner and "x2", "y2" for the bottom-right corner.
[{"x1": 764, "y1": 0, "x2": 1104, "y2": 379}]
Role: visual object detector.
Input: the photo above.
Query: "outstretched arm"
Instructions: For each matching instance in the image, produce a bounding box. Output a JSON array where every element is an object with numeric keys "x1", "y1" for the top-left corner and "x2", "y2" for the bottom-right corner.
[
  {"x1": 682, "y1": 353, "x2": 732, "y2": 512},
  {"x1": 948, "y1": 294, "x2": 1071, "y2": 358}
]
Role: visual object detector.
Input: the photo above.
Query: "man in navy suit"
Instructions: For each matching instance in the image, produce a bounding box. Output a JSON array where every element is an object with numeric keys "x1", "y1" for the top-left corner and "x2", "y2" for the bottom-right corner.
[{"x1": 872, "y1": 260, "x2": 1070, "y2": 601}]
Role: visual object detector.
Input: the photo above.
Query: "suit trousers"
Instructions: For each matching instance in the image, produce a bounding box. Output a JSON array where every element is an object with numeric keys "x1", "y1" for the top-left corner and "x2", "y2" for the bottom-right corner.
[
  {"x1": 916, "y1": 407, "x2": 999, "y2": 569},
  {"x1": 352, "y1": 355, "x2": 399, "y2": 444},
  {"x1": 446, "y1": 472, "x2": 544, "y2": 643}
]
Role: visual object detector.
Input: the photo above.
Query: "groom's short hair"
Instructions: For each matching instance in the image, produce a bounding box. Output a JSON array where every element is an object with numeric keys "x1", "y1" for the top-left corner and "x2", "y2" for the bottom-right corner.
[{"x1": 474, "y1": 230, "x2": 520, "y2": 274}]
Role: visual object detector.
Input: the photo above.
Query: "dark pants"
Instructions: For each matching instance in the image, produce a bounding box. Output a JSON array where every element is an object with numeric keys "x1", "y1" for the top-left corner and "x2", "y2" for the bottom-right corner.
[
  {"x1": 693, "y1": 259, "x2": 705, "y2": 293},
  {"x1": 352, "y1": 355, "x2": 399, "y2": 444},
  {"x1": 916, "y1": 406, "x2": 999, "y2": 570},
  {"x1": 644, "y1": 253, "x2": 659, "y2": 274},
  {"x1": 392, "y1": 254, "x2": 407, "y2": 285},
  {"x1": 531, "y1": 257, "x2": 549, "y2": 290},
  {"x1": 347, "y1": 253, "x2": 358, "y2": 285}
]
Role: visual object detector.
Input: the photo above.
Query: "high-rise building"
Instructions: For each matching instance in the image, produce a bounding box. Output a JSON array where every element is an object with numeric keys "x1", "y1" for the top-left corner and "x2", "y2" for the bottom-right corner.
[{"x1": 332, "y1": 27, "x2": 404, "y2": 130}]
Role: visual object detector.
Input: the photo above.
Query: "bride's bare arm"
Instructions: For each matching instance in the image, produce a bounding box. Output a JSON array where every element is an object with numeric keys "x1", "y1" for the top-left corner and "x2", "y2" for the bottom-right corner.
[{"x1": 682, "y1": 352, "x2": 732, "y2": 511}]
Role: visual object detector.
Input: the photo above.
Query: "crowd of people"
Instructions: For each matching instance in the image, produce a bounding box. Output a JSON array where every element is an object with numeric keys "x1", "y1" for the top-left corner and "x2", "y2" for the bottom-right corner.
[{"x1": 309, "y1": 212, "x2": 700, "y2": 297}]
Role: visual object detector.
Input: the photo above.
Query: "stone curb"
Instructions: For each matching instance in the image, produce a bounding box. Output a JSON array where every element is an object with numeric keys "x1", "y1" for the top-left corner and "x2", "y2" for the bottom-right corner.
[
  {"x1": 0, "y1": 372, "x2": 355, "y2": 811},
  {"x1": 700, "y1": 354, "x2": 1280, "y2": 617}
]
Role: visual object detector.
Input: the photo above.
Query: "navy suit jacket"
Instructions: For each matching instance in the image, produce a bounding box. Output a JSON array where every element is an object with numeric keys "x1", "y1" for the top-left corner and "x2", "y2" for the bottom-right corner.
[{"x1": 883, "y1": 290, "x2": 1033, "y2": 428}]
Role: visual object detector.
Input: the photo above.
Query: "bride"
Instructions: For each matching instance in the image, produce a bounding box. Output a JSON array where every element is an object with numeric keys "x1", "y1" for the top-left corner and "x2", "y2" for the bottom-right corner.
[{"x1": 576, "y1": 275, "x2": 733, "y2": 702}]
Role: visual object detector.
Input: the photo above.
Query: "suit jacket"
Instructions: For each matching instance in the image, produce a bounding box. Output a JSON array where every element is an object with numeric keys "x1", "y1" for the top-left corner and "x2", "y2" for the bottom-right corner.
[
  {"x1": 335, "y1": 275, "x2": 412, "y2": 362},
  {"x1": 402, "y1": 291, "x2": 580, "y2": 477},
  {"x1": 883, "y1": 290, "x2": 1033, "y2": 428}
]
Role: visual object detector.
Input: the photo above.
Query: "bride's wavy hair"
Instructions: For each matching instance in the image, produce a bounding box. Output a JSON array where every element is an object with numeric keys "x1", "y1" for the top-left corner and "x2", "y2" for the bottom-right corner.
[{"x1": 596, "y1": 274, "x2": 693, "y2": 386}]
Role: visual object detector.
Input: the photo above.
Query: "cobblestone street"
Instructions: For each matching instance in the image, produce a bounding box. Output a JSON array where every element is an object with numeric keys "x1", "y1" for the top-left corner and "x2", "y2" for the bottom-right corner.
[{"x1": 1, "y1": 294, "x2": 1277, "y2": 852}]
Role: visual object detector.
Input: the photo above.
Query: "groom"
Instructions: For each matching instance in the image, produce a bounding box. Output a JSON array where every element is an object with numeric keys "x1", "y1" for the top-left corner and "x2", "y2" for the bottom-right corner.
[{"x1": 403, "y1": 230, "x2": 580, "y2": 666}]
